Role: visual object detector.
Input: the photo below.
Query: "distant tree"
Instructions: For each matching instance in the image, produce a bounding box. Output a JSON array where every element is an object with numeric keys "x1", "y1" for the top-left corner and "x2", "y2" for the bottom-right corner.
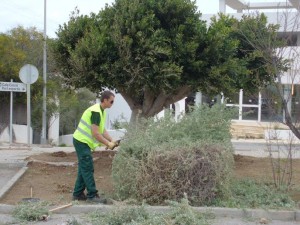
[
  {"x1": 238, "y1": 11, "x2": 300, "y2": 138},
  {"x1": 0, "y1": 27, "x2": 60, "y2": 137},
  {"x1": 204, "y1": 14, "x2": 280, "y2": 96},
  {"x1": 0, "y1": 26, "x2": 46, "y2": 104},
  {"x1": 52, "y1": 0, "x2": 279, "y2": 122},
  {"x1": 0, "y1": 33, "x2": 25, "y2": 82},
  {"x1": 238, "y1": 10, "x2": 300, "y2": 189}
]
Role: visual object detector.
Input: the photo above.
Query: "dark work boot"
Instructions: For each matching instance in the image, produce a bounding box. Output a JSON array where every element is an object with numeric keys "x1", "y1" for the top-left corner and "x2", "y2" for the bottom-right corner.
[
  {"x1": 72, "y1": 192, "x2": 87, "y2": 201},
  {"x1": 86, "y1": 194, "x2": 107, "y2": 204}
]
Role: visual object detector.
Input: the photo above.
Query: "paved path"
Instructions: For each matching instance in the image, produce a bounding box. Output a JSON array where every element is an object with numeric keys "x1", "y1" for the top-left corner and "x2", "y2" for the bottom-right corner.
[
  {"x1": 0, "y1": 213, "x2": 299, "y2": 225},
  {"x1": 0, "y1": 145, "x2": 75, "y2": 164}
]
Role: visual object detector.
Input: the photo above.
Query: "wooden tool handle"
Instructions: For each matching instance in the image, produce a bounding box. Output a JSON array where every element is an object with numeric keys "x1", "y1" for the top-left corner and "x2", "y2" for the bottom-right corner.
[{"x1": 49, "y1": 203, "x2": 72, "y2": 212}]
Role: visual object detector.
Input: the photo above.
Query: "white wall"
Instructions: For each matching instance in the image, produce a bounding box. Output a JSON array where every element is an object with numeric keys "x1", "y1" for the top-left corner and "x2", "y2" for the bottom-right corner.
[
  {"x1": 174, "y1": 98, "x2": 187, "y2": 121},
  {"x1": 265, "y1": 129, "x2": 298, "y2": 140},
  {"x1": 105, "y1": 92, "x2": 132, "y2": 129},
  {"x1": 48, "y1": 112, "x2": 60, "y2": 145},
  {"x1": 279, "y1": 47, "x2": 300, "y2": 84},
  {"x1": 0, "y1": 124, "x2": 32, "y2": 144}
]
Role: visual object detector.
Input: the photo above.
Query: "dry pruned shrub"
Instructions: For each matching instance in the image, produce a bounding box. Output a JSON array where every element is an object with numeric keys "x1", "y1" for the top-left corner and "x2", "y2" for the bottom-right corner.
[
  {"x1": 113, "y1": 140, "x2": 233, "y2": 206},
  {"x1": 135, "y1": 144, "x2": 231, "y2": 205},
  {"x1": 112, "y1": 105, "x2": 235, "y2": 205}
]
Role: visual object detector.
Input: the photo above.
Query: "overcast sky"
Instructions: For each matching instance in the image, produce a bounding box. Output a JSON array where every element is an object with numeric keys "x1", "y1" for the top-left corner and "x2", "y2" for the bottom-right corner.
[
  {"x1": 0, "y1": 0, "x2": 222, "y2": 38},
  {"x1": 1, "y1": 0, "x2": 283, "y2": 38}
]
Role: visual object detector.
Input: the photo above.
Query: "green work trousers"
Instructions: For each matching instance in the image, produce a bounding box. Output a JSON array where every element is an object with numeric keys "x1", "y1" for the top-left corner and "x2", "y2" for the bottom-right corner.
[{"x1": 73, "y1": 138, "x2": 98, "y2": 198}]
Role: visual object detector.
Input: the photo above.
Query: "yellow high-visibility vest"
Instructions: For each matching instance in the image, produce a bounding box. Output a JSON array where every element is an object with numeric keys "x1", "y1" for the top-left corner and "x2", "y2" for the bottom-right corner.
[{"x1": 73, "y1": 103, "x2": 106, "y2": 150}]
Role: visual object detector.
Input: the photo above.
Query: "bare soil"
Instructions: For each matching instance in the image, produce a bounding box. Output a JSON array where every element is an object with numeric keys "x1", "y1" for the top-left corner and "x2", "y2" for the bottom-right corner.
[{"x1": 0, "y1": 150, "x2": 300, "y2": 206}]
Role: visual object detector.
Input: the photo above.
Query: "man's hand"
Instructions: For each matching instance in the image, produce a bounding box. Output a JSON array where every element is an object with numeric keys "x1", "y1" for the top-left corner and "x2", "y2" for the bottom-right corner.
[
  {"x1": 112, "y1": 140, "x2": 120, "y2": 147},
  {"x1": 114, "y1": 140, "x2": 121, "y2": 147},
  {"x1": 107, "y1": 141, "x2": 116, "y2": 150}
]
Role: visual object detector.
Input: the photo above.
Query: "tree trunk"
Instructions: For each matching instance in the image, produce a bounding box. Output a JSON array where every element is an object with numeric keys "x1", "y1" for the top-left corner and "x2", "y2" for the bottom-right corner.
[
  {"x1": 119, "y1": 85, "x2": 192, "y2": 123},
  {"x1": 130, "y1": 108, "x2": 143, "y2": 124}
]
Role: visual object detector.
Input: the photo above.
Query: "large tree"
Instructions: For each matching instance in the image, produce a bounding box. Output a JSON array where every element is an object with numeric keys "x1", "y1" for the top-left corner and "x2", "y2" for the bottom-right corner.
[{"x1": 53, "y1": 0, "x2": 278, "y2": 121}]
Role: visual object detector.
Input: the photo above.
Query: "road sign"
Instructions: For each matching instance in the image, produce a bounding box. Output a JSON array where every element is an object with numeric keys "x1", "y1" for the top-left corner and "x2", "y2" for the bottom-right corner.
[
  {"x1": 0, "y1": 81, "x2": 26, "y2": 92},
  {"x1": 19, "y1": 64, "x2": 39, "y2": 147},
  {"x1": 19, "y1": 64, "x2": 39, "y2": 84}
]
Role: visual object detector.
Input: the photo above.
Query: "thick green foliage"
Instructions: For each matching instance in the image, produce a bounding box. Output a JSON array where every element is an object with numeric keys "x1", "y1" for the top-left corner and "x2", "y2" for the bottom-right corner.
[
  {"x1": 54, "y1": 0, "x2": 206, "y2": 93},
  {"x1": 203, "y1": 13, "x2": 283, "y2": 96},
  {"x1": 112, "y1": 105, "x2": 235, "y2": 205}
]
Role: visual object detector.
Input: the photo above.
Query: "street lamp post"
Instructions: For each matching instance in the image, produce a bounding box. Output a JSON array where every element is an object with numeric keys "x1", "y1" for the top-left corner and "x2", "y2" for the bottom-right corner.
[{"x1": 41, "y1": 0, "x2": 47, "y2": 144}]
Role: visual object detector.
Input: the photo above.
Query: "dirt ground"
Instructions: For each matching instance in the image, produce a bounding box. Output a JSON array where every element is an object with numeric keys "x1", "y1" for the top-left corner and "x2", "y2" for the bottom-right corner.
[{"x1": 1, "y1": 150, "x2": 300, "y2": 206}]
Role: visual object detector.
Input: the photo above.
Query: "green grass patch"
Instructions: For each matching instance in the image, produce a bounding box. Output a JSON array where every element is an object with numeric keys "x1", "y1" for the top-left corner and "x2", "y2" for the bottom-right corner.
[
  {"x1": 210, "y1": 179, "x2": 296, "y2": 209},
  {"x1": 86, "y1": 197, "x2": 213, "y2": 225},
  {"x1": 12, "y1": 201, "x2": 50, "y2": 222}
]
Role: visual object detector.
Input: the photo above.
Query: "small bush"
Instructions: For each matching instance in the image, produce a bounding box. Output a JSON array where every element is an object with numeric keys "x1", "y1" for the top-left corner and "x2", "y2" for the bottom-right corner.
[
  {"x1": 165, "y1": 196, "x2": 213, "y2": 225},
  {"x1": 86, "y1": 196, "x2": 212, "y2": 225},
  {"x1": 12, "y1": 201, "x2": 50, "y2": 222},
  {"x1": 112, "y1": 105, "x2": 235, "y2": 205},
  {"x1": 211, "y1": 179, "x2": 296, "y2": 209},
  {"x1": 88, "y1": 205, "x2": 149, "y2": 225}
]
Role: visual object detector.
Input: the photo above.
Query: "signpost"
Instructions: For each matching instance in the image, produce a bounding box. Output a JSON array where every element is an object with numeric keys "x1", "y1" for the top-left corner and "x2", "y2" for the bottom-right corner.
[
  {"x1": 0, "y1": 64, "x2": 38, "y2": 146},
  {"x1": 0, "y1": 80, "x2": 26, "y2": 145},
  {"x1": 19, "y1": 64, "x2": 39, "y2": 146}
]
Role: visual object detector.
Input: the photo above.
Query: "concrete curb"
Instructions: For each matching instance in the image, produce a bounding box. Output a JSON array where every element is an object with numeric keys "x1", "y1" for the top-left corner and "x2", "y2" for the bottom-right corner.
[
  {"x1": 0, "y1": 162, "x2": 27, "y2": 169},
  {"x1": 0, "y1": 166, "x2": 28, "y2": 200},
  {"x1": 0, "y1": 204, "x2": 298, "y2": 221},
  {"x1": 0, "y1": 205, "x2": 14, "y2": 214},
  {"x1": 0, "y1": 147, "x2": 31, "y2": 151}
]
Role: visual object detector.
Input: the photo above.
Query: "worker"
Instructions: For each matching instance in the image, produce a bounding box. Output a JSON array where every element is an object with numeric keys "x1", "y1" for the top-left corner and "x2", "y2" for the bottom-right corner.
[{"x1": 72, "y1": 90, "x2": 117, "y2": 203}]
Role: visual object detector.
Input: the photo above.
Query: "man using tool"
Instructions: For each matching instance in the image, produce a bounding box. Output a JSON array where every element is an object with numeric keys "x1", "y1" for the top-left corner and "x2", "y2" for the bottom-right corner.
[{"x1": 72, "y1": 90, "x2": 117, "y2": 203}]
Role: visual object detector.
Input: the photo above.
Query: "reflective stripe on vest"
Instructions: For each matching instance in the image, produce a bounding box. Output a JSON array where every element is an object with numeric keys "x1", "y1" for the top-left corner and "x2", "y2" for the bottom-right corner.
[
  {"x1": 76, "y1": 119, "x2": 99, "y2": 146},
  {"x1": 73, "y1": 104, "x2": 106, "y2": 150}
]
